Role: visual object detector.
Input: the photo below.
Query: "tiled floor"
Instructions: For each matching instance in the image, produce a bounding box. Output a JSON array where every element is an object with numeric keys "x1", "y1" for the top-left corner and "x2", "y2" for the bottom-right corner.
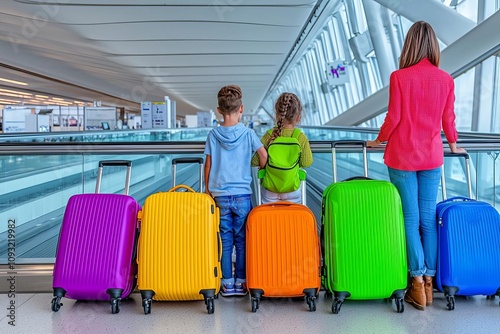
[{"x1": 1, "y1": 292, "x2": 499, "y2": 334}]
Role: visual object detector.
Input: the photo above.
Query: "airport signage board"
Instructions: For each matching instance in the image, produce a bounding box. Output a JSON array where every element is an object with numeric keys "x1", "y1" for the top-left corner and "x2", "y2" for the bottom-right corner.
[
  {"x1": 327, "y1": 60, "x2": 350, "y2": 86},
  {"x1": 152, "y1": 101, "x2": 167, "y2": 128},
  {"x1": 84, "y1": 107, "x2": 116, "y2": 130},
  {"x1": 141, "y1": 102, "x2": 152, "y2": 129},
  {"x1": 2, "y1": 108, "x2": 33, "y2": 133}
]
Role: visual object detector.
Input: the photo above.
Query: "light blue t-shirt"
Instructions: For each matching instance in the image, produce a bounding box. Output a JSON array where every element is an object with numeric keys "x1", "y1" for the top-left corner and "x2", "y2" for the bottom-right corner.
[{"x1": 204, "y1": 123, "x2": 263, "y2": 197}]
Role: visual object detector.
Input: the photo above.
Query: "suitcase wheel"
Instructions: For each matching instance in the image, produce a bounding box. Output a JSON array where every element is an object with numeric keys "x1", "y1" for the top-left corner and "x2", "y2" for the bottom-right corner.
[
  {"x1": 251, "y1": 298, "x2": 260, "y2": 313},
  {"x1": 206, "y1": 298, "x2": 215, "y2": 314},
  {"x1": 332, "y1": 298, "x2": 343, "y2": 314},
  {"x1": 51, "y1": 296, "x2": 63, "y2": 312},
  {"x1": 306, "y1": 296, "x2": 316, "y2": 312},
  {"x1": 395, "y1": 298, "x2": 404, "y2": 313},
  {"x1": 111, "y1": 298, "x2": 120, "y2": 314},
  {"x1": 446, "y1": 295, "x2": 455, "y2": 311},
  {"x1": 142, "y1": 298, "x2": 152, "y2": 315}
]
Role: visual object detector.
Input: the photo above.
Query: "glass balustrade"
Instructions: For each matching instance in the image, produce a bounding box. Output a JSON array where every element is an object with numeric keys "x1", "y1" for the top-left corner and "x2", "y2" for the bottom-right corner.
[{"x1": 0, "y1": 131, "x2": 498, "y2": 266}]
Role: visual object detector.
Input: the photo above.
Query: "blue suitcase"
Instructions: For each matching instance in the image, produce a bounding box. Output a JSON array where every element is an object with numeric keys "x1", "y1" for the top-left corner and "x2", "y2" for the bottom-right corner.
[{"x1": 436, "y1": 153, "x2": 500, "y2": 310}]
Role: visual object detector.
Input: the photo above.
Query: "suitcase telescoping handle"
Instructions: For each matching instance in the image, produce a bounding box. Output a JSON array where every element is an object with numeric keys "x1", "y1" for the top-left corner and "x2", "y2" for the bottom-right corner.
[
  {"x1": 95, "y1": 160, "x2": 132, "y2": 195},
  {"x1": 256, "y1": 169, "x2": 307, "y2": 205},
  {"x1": 331, "y1": 140, "x2": 368, "y2": 183},
  {"x1": 171, "y1": 157, "x2": 204, "y2": 193},
  {"x1": 441, "y1": 152, "x2": 473, "y2": 200}
]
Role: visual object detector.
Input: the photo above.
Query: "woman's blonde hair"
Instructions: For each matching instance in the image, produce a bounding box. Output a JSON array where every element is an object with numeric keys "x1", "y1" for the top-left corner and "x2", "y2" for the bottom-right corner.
[
  {"x1": 399, "y1": 21, "x2": 440, "y2": 69},
  {"x1": 269, "y1": 92, "x2": 302, "y2": 143}
]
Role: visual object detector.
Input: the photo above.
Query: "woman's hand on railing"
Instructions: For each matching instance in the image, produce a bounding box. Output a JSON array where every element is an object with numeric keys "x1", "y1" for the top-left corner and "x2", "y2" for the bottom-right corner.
[
  {"x1": 366, "y1": 139, "x2": 381, "y2": 147},
  {"x1": 449, "y1": 142, "x2": 467, "y2": 154}
]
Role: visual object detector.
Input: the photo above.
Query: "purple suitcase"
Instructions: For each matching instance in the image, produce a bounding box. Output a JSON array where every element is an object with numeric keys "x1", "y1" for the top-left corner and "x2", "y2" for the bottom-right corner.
[{"x1": 51, "y1": 160, "x2": 140, "y2": 314}]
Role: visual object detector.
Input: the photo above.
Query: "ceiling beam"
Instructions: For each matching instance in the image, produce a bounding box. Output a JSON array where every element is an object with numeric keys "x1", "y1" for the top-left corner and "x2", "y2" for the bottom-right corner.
[
  {"x1": 373, "y1": 0, "x2": 475, "y2": 45},
  {"x1": 326, "y1": 8, "x2": 500, "y2": 126}
]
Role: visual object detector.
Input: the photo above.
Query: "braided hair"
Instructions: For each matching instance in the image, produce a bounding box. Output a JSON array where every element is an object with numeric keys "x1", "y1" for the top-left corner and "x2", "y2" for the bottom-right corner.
[{"x1": 269, "y1": 92, "x2": 303, "y2": 143}]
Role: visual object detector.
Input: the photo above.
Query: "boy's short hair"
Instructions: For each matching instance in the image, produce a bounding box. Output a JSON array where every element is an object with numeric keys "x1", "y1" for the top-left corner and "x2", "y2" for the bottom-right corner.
[{"x1": 217, "y1": 85, "x2": 242, "y2": 114}]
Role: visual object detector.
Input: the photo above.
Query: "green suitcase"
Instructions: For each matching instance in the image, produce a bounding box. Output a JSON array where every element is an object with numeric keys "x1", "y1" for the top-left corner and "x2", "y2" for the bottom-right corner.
[{"x1": 321, "y1": 141, "x2": 407, "y2": 314}]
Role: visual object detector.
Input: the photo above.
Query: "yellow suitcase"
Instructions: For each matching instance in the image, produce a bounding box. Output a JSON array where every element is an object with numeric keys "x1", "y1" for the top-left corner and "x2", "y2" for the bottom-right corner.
[{"x1": 137, "y1": 158, "x2": 220, "y2": 314}]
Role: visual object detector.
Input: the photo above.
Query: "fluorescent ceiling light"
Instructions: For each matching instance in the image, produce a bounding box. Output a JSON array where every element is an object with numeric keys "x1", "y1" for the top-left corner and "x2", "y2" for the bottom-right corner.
[
  {"x1": 0, "y1": 88, "x2": 32, "y2": 95},
  {"x1": 0, "y1": 92, "x2": 31, "y2": 98},
  {"x1": 49, "y1": 101, "x2": 71, "y2": 105},
  {"x1": 0, "y1": 99, "x2": 21, "y2": 104},
  {"x1": 0, "y1": 77, "x2": 28, "y2": 85},
  {"x1": 35, "y1": 94, "x2": 49, "y2": 98}
]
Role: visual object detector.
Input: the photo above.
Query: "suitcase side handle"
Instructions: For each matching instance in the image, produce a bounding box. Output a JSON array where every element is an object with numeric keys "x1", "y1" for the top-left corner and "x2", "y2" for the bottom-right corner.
[
  {"x1": 136, "y1": 211, "x2": 142, "y2": 266},
  {"x1": 169, "y1": 185, "x2": 196, "y2": 193},
  {"x1": 171, "y1": 157, "x2": 204, "y2": 192},
  {"x1": 319, "y1": 226, "x2": 326, "y2": 279},
  {"x1": 217, "y1": 232, "x2": 222, "y2": 263},
  {"x1": 343, "y1": 176, "x2": 373, "y2": 182},
  {"x1": 441, "y1": 196, "x2": 475, "y2": 203},
  {"x1": 441, "y1": 152, "x2": 473, "y2": 200},
  {"x1": 331, "y1": 140, "x2": 368, "y2": 183},
  {"x1": 95, "y1": 160, "x2": 132, "y2": 195}
]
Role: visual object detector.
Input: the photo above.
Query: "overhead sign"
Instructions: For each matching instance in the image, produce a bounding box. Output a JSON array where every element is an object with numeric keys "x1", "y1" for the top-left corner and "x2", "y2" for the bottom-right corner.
[{"x1": 327, "y1": 61, "x2": 349, "y2": 86}]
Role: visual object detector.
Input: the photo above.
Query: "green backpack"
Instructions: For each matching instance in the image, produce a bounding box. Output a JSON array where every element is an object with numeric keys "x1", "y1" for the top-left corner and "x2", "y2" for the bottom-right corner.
[{"x1": 262, "y1": 128, "x2": 302, "y2": 193}]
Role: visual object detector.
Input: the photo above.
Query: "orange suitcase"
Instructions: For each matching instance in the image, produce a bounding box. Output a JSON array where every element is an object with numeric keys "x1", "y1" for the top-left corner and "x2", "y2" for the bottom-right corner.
[{"x1": 246, "y1": 170, "x2": 321, "y2": 312}]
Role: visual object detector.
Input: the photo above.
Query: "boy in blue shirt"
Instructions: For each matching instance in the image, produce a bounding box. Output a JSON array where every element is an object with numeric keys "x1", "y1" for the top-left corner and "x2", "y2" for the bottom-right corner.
[{"x1": 204, "y1": 85, "x2": 267, "y2": 296}]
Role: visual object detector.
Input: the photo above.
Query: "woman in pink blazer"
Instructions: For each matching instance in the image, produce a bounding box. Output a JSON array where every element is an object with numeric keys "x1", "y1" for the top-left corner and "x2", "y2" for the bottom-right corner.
[{"x1": 367, "y1": 21, "x2": 465, "y2": 311}]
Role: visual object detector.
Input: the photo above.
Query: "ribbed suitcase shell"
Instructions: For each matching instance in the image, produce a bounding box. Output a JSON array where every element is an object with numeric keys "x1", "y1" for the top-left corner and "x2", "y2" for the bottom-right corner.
[
  {"x1": 246, "y1": 202, "x2": 321, "y2": 297},
  {"x1": 53, "y1": 194, "x2": 139, "y2": 300},
  {"x1": 322, "y1": 179, "x2": 407, "y2": 299},
  {"x1": 137, "y1": 190, "x2": 220, "y2": 300},
  {"x1": 436, "y1": 198, "x2": 500, "y2": 295}
]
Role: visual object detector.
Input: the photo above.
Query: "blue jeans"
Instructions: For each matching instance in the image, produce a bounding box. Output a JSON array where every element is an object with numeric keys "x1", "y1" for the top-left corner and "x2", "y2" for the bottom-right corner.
[
  {"x1": 214, "y1": 194, "x2": 252, "y2": 283},
  {"x1": 388, "y1": 167, "x2": 441, "y2": 277}
]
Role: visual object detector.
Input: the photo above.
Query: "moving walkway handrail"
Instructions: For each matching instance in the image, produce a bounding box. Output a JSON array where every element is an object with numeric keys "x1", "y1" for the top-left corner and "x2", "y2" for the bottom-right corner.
[
  {"x1": 1, "y1": 139, "x2": 500, "y2": 155},
  {"x1": 3, "y1": 125, "x2": 500, "y2": 144}
]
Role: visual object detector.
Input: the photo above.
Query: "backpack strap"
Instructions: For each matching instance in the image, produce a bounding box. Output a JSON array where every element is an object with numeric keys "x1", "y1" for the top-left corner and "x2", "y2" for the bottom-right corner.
[
  {"x1": 266, "y1": 128, "x2": 301, "y2": 139},
  {"x1": 291, "y1": 128, "x2": 301, "y2": 139}
]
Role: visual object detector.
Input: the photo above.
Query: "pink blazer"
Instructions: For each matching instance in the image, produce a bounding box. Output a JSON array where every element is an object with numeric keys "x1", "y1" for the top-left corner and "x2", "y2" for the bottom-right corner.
[{"x1": 376, "y1": 58, "x2": 458, "y2": 171}]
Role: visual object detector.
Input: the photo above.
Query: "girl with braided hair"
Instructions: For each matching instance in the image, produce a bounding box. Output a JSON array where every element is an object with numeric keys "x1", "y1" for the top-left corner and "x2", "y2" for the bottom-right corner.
[{"x1": 251, "y1": 92, "x2": 313, "y2": 204}]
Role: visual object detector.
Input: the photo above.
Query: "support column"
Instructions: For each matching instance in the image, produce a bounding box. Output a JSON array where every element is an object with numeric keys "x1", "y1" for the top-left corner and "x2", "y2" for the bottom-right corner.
[
  {"x1": 362, "y1": 0, "x2": 396, "y2": 86},
  {"x1": 471, "y1": 0, "x2": 487, "y2": 131}
]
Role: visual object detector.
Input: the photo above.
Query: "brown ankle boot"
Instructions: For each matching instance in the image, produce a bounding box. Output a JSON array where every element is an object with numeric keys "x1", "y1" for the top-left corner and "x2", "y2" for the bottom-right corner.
[
  {"x1": 404, "y1": 277, "x2": 426, "y2": 310},
  {"x1": 424, "y1": 276, "x2": 433, "y2": 306}
]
